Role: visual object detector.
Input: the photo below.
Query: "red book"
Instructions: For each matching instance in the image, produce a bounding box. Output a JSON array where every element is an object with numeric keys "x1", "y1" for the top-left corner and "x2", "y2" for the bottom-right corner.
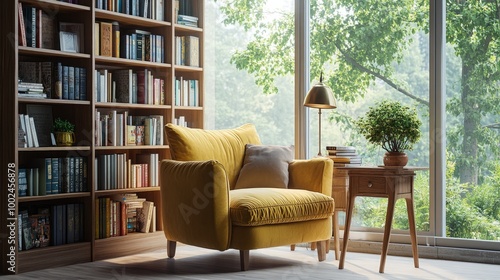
[
  {"x1": 120, "y1": 202, "x2": 127, "y2": 236},
  {"x1": 18, "y1": 2, "x2": 27, "y2": 46}
]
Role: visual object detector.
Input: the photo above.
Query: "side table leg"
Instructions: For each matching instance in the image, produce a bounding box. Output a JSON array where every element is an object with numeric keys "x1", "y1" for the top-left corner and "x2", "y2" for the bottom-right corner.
[
  {"x1": 380, "y1": 194, "x2": 396, "y2": 273},
  {"x1": 333, "y1": 210, "x2": 340, "y2": 260},
  {"x1": 339, "y1": 195, "x2": 355, "y2": 269},
  {"x1": 406, "y1": 197, "x2": 419, "y2": 268}
]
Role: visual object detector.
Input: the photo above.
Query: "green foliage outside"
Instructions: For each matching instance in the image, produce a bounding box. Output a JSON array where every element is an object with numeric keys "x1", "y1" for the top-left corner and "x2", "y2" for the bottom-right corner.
[{"x1": 209, "y1": 0, "x2": 500, "y2": 241}]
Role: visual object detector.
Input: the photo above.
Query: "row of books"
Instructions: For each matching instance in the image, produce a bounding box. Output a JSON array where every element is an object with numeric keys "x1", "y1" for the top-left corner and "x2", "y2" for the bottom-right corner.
[
  {"x1": 18, "y1": 203, "x2": 84, "y2": 251},
  {"x1": 94, "y1": 153, "x2": 159, "y2": 190},
  {"x1": 18, "y1": 157, "x2": 88, "y2": 196},
  {"x1": 18, "y1": 3, "x2": 85, "y2": 52},
  {"x1": 96, "y1": 22, "x2": 165, "y2": 63},
  {"x1": 18, "y1": 114, "x2": 39, "y2": 148},
  {"x1": 175, "y1": 77, "x2": 200, "y2": 107},
  {"x1": 95, "y1": 68, "x2": 165, "y2": 105},
  {"x1": 96, "y1": 194, "x2": 156, "y2": 240},
  {"x1": 175, "y1": 35, "x2": 200, "y2": 67},
  {"x1": 18, "y1": 61, "x2": 88, "y2": 100},
  {"x1": 18, "y1": 4, "x2": 47, "y2": 48},
  {"x1": 95, "y1": 0, "x2": 165, "y2": 21},
  {"x1": 95, "y1": 110, "x2": 164, "y2": 146},
  {"x1": 326, "y1": 146, "x2": 362, "y2": 164},
  {"x1": 173, "y1": 116, "x2": 189, "y2": 127}
]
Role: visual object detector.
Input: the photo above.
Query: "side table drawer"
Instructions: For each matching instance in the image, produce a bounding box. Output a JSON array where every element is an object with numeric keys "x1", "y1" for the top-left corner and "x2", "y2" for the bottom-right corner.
[{"x1": 353, "y1": 176, "x2": 387, "y2": 194}]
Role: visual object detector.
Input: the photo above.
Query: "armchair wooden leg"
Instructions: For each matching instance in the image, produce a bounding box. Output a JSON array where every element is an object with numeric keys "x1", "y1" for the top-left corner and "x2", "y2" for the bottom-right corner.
[
  {"x1": 240, "y1": 250, "x2": 250, "y2": 271},
  {"x1": 167, "y1": 240, "x2": 176, "y2": 258},
  {"x1": 290, "y1": 244, "x2": 296, "y2": 251},
  {"x1": 316, "y1": 240, "x2": 326, "y2": 261},
  {"x1": 311, "y1": 242, "x2": 317, "y2": 251}
]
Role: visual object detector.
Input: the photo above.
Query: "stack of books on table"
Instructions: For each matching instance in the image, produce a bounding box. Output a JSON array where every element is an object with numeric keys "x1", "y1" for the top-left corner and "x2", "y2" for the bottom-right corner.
[{"x1": 326, "y1": 146, "x2": 362, "y2": 164}]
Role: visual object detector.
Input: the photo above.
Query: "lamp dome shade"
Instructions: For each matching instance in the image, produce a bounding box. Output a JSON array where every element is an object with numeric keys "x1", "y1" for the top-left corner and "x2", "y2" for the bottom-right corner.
[{"x1": 303, "y1": 82, "x2": 337, "y2": 109}]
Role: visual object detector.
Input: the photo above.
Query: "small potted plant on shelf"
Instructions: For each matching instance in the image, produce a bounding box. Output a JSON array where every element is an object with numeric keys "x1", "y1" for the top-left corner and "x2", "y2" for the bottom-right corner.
[
  {"x1": 355, "y1": 100, "x2": 422, "y2": 166},
  {"x1": 53, "y1": 117, "x2": 75, "y2": 146}
]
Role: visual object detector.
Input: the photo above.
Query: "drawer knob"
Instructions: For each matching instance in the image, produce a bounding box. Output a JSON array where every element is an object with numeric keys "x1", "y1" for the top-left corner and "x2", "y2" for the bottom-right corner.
[{"x1": 368, "y1": 182, "x2": 373, "y2": 188}]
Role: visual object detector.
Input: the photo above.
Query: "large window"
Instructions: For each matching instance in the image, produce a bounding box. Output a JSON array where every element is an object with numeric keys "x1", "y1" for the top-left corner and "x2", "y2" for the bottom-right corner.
[
  {"x1": 308, "y1": 0, "x2": 430, "y2": 234},
  {"x1": 445, "y1": 1, "x2": 500, "y2": 241},
  {"x1": 204, "y1": 0, "x2": 295, "y2": 146},
  {"x1": 205, "y1": 0, "x2": 500, "y2": 248}
]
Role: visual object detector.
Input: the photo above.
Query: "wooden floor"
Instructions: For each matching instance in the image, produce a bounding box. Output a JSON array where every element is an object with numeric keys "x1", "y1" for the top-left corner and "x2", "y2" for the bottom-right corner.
[{"x1": 3, "y1": 244, "x2": 499, "y2": 279}]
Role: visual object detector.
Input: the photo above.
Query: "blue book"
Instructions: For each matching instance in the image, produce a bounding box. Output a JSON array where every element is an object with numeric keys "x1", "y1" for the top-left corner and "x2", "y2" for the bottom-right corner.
[
  {"x1": 18, "y1": 168, "x2": 27, "y2": 196},
  {"x1": 51, "y1": 157, "x2": 59, "y2": 194},
  {"x1": 69, "y1": 157, "x2": 75, "y2": 193},
  {"x1": 74, "y1": 67, "x2": 80, "y2": 100},
  {"x1": 62, "y1": 66, "x2": 69, "y2": 99},
  {"x1": 82, "y1": 158, "x2": 87, "y2": 192},
  {"x1": 80, "y1": 68, "x2": 87, "y2": 100},
  {"x1": 131, "y1": 0, "x2": 137, "y2": 16},
  {"x1": 68, "y1": 66, "x2": 75, "y2": 100},
  {"x1": 131, "y1": 34, "x2": 137, "y2": 60},
  {"x1": 75, "y1": 157, "x2": 82, "y2": 192}
]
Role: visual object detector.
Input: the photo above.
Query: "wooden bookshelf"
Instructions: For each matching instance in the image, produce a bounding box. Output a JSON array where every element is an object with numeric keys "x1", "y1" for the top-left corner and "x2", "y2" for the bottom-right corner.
[{"x1": 0, "y1": 0, "x2": 204, "y2": 274}]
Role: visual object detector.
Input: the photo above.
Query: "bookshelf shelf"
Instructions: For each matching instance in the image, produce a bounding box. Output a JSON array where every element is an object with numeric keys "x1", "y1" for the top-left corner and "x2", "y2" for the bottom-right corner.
[
  {"x1": 175, "y1": 65, "x2": 203, "y2": 71},
  {"x1": 95, "y1": 9, "x2": 172, "y2": 27},
  {"x1": 18, "y1": 146, "x2": 91, "y2": 152},
  {"x1": 95, "y1": 186, "x2": 160, "y2": 197},
  {"x1": 20, "y1": 0, "x2": 91, "y2": 12},
  {"x1": 175, "y1": 24, "x2": 203, "y2": 33},
  {"x1": 18, "y1": 46, "x2": 92, "y2": 58},
  {"x1": 1, "y1": 0, "x2": 204, "y2": 274},
  {"x1": 95, "y1": 145, "x2": 169, "y2": 151},
  {"x1": 18, "y1": 192, "x2": 91, "y2": 202},
  {"x1": 95, "y1": 56, "x2": 172, "y2": 68},
  {"x1": 18, "y1": 242, "x2": 91, "y2": 272},
  {"x1": 174, "y1": 106, "x2": 203, "y2": 111},
  {"x1": 18, "y1": 98, "x2": 91, "y2": 105},
  {"x1": 95, "y1": 102, "x2": 171, "y2": 109},
  {"x1": 94, "y1": 231, "x2": 164, "y2": 261}
]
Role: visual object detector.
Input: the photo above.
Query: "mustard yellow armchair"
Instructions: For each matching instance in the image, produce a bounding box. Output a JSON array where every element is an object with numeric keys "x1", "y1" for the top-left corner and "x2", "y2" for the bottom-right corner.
[{"x1": 160, "y1": 123, "x2": 334, "y2": 270}]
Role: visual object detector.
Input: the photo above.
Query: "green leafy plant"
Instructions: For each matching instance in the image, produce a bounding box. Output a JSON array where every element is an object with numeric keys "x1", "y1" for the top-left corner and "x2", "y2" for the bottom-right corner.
[
  {"x1": 355, "y1": 100, "x2": 422, "y2": 153},
  {"x1": 53, "y1": 118, "x2": 75, "y2": 133}
]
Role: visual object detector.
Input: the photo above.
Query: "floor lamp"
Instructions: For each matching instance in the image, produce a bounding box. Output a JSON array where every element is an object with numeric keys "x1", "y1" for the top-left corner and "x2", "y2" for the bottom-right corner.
[{"x1": 303, "y1": 72, "x2": 337, "y2": 156}]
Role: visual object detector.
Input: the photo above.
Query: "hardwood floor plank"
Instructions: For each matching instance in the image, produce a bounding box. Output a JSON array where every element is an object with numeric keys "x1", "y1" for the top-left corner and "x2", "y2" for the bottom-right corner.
[{"x1": 3, "y1": 245, "x2": 499, "y2": 279}]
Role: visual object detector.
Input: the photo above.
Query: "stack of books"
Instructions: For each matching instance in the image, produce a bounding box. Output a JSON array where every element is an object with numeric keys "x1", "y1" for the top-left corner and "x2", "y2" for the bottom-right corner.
[
  {"x1": 326, "y1": 146, "x2": 362, "y2": 164},
  {"x1": 177, "y1": 14, "x2": 198, "y2": 27},
  {"x1": 18, "y1": 81, "x2": 47, "y2": 99}
]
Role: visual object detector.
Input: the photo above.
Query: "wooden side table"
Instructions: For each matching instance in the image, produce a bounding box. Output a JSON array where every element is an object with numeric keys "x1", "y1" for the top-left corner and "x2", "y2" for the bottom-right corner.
[{"x1": 338, "y1": 166, "x2": 425, "y2": 273}]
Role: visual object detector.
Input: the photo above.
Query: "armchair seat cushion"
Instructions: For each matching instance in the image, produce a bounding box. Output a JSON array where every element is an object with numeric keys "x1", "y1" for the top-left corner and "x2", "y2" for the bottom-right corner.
[{"x1": 230, "y1": 188, "x2": 334, "y2": 226}]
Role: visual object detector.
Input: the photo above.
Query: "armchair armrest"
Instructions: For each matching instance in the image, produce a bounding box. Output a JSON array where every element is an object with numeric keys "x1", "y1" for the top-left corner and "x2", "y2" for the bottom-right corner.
[
  {"x1": 288, "y1": 157, "x2": 333, "y2": 196},
  {"x1": 160, "y1": 159, "x2": 231, "y2": 251}
]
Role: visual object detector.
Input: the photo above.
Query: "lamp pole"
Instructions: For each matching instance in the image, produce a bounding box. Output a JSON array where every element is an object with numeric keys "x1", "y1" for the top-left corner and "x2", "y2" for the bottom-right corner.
[{"x1": 318, "y1": 108, "x2": 322, "y2": 156}]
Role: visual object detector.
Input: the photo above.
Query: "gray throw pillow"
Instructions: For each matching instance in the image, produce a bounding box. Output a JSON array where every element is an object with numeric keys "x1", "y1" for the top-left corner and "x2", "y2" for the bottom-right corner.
[{"x1": 234, "y1": 144, "x2": 294, "y2": 189}]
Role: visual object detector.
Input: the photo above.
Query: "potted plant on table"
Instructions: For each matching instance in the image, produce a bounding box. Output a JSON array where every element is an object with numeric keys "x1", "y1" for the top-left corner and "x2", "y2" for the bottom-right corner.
[
  {"x1": 53, "y1": 117, "x2": 75, "y2": 146},
  {"x1": 355, "y1": 100, "x2": 422, "y2": 166}
]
